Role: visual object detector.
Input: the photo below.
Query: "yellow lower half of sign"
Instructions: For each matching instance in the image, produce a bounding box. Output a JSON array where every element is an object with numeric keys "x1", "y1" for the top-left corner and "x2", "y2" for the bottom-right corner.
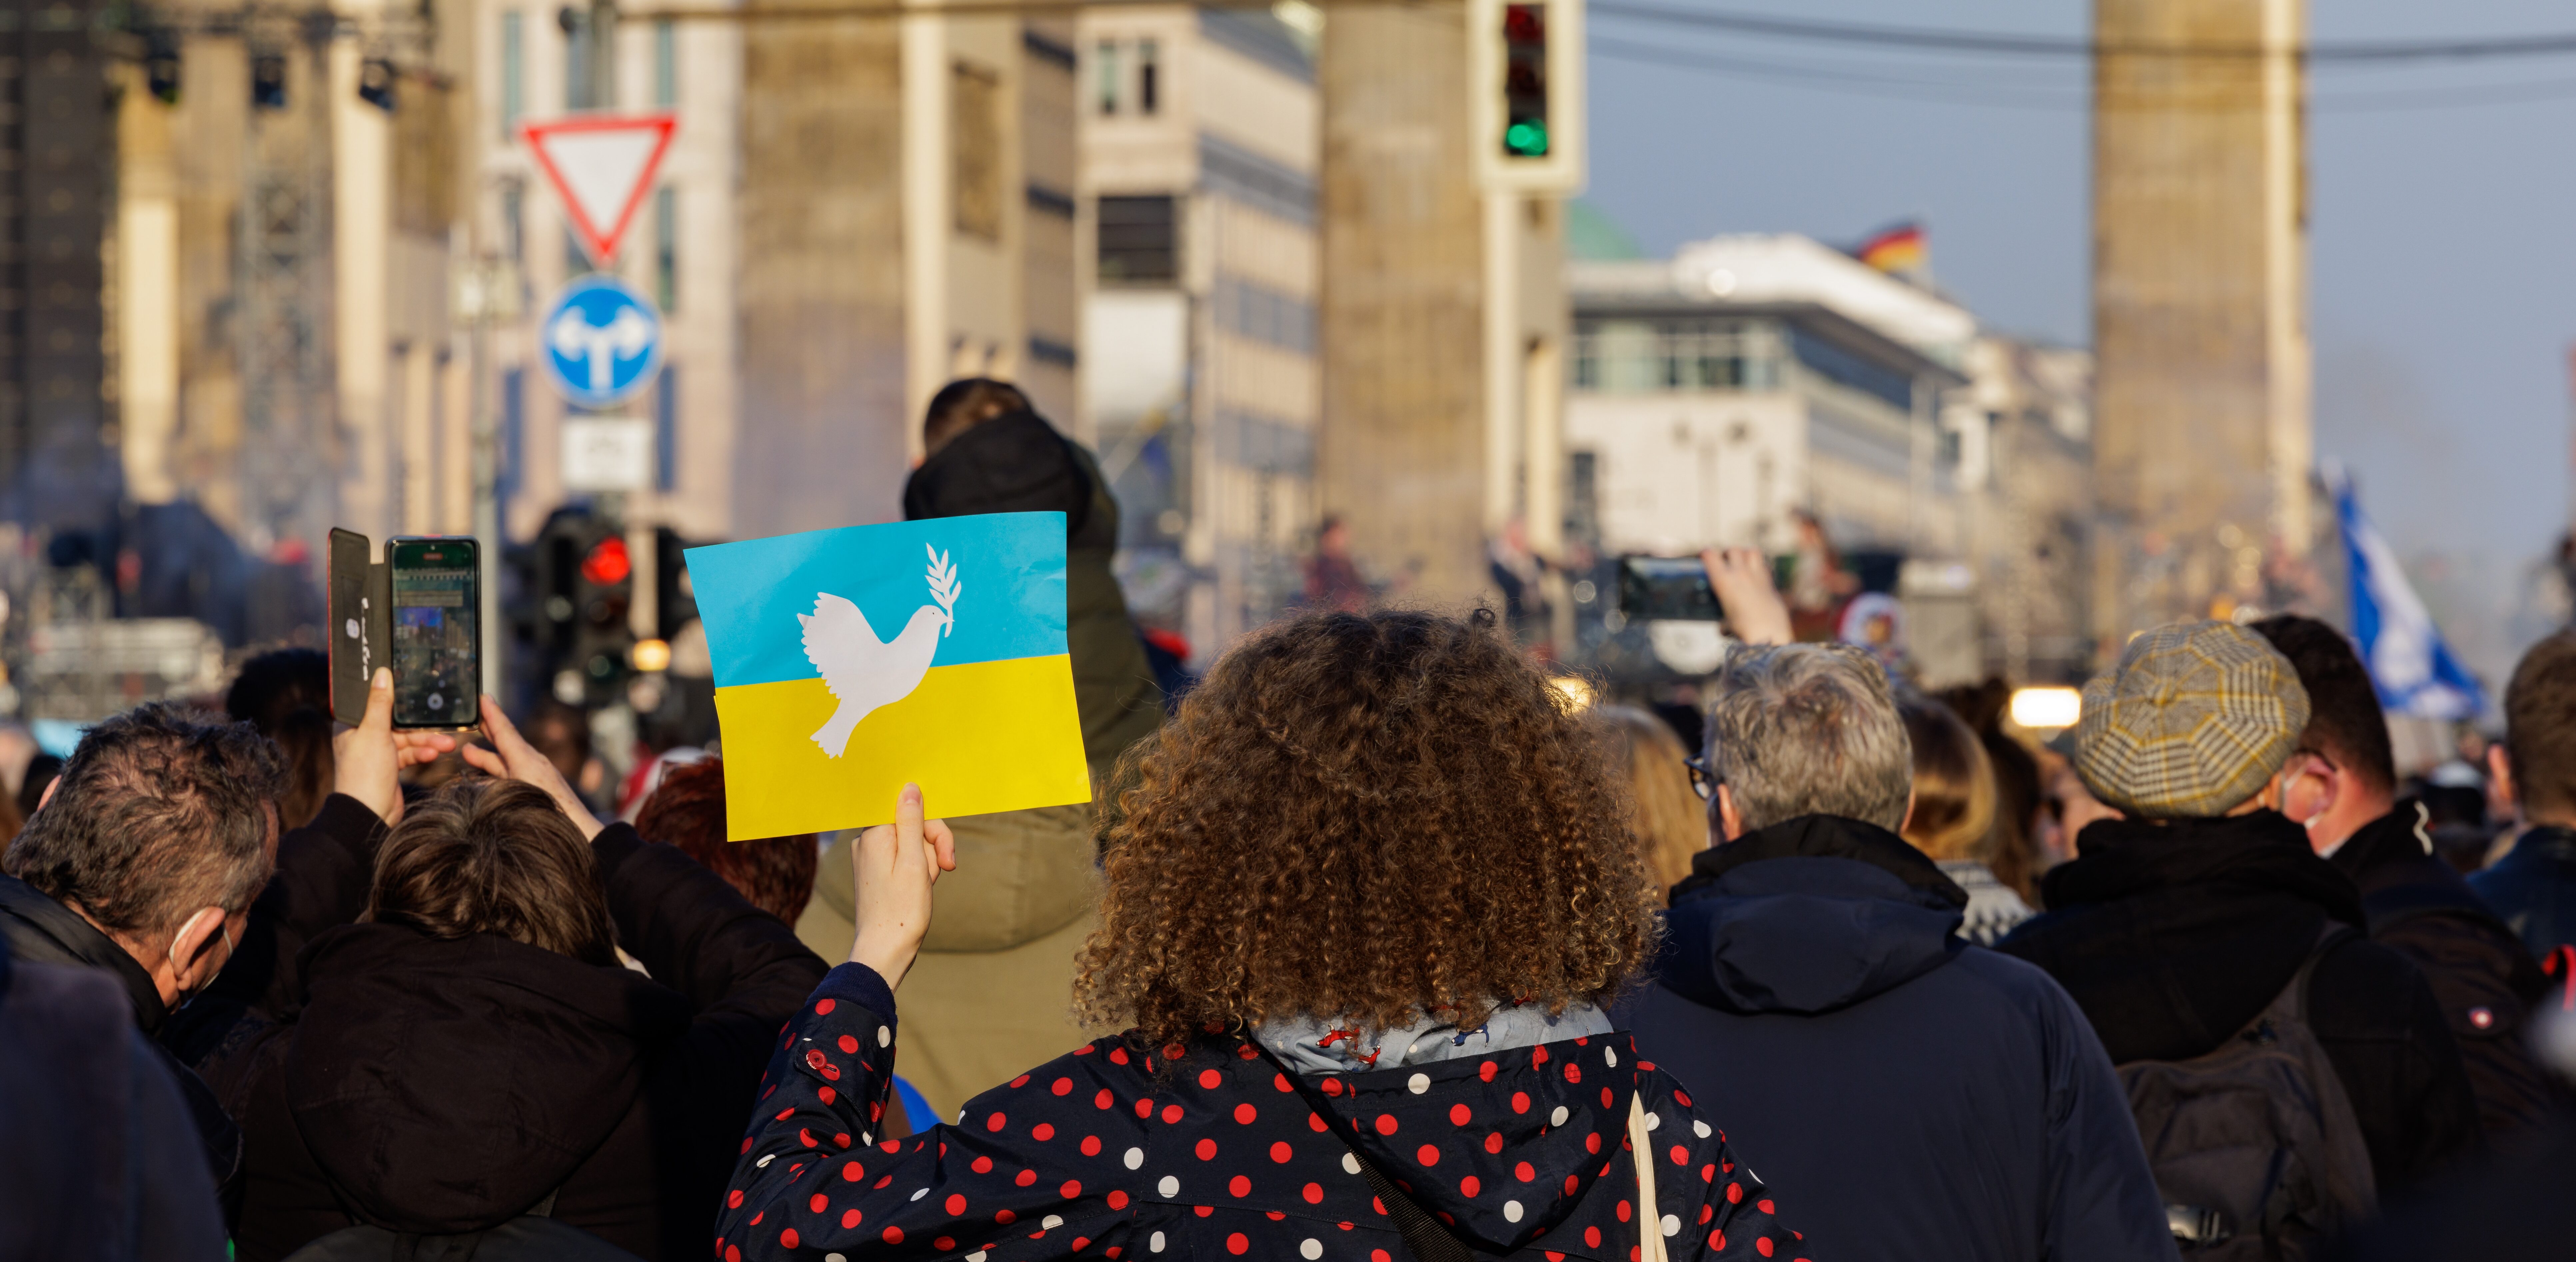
[{"x1": 712, "y1": 654, "x2": 1093, "y2": 840}]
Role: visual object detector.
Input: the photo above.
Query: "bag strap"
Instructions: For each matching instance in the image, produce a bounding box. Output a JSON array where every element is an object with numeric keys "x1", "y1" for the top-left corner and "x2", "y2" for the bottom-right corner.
[
  {"x1": 1250, "y1": 1041, "x2": 1489, "y2": 1262},
  {"x1": 1626, "y1": 1095, "x2": 1668, "y2": 1262}
]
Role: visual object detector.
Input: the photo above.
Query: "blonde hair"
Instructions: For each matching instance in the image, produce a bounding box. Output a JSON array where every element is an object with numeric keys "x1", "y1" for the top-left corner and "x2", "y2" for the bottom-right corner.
[
  {"x1": 1896, "y1": 695, "x2": 1996, "y2": 862},
  {"x1": 1593, "y1": 706, "x2": 1708, "y2": 901}
]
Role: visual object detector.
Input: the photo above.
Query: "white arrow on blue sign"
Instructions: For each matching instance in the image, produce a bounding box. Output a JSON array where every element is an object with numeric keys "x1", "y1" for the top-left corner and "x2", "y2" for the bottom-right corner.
[{"x1": 541, "y1": 275, "x2": 665, "y2": 409}]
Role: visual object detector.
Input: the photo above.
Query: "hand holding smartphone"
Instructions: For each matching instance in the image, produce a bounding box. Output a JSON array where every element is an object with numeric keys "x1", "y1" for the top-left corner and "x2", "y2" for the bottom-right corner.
[
  {"x1": 1615, "y1": 547, "x2": 1793, "y2": 647},
  {"x1": 332, "y1": 530, "x2": 484, "y2": 730}
]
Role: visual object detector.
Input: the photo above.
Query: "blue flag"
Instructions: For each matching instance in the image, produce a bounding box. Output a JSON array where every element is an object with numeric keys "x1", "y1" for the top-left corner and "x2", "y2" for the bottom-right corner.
[{"x1": 2330, "y1": 465, "x2": 2485, "y2": 720}]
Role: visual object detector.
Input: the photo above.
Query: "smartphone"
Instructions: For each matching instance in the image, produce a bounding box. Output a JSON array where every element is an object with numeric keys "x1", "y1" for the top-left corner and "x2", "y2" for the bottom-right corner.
[
  {"x1": 387, "y1": 537, "x2": 481, "y2": 729},
  {"x1": 1617, "y1": 555, "x2": 1725, "y2": 623}
]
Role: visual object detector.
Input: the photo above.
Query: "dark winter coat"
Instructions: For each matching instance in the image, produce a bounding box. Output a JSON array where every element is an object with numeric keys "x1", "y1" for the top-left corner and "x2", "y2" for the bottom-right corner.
[
  {"x1": 199, "y1": 794, "x2": 829, "y2": 1262},
  {"x1": 2330, "y1": 800, "x2": 2561, "y2": 1138},
  {"x1": 1997, "y1": 811, "x2": 2483, "y2": 1195},
  {"x1": 0, "y1": 871, "x2": 242, "y2": 1216},
  {"x1": 2467, "y1": 824, "x2": 2576, "y2": 963},
  {"x1": 1619, "y1": 814, "x2": 2176, "y2": 1262},
  {"x1": 0, "y1": 932, "x2": 226, "y2": 1261},
  {"x1": 904, "y1": 408, "x2": 1162, "y2": 774},
  {"x1": 2325, "y1": 1113, "x2": 2576, "y2": 1262},
  {"x1": 715, "y1": 964, "x2": 1809, "y2": 1262}
]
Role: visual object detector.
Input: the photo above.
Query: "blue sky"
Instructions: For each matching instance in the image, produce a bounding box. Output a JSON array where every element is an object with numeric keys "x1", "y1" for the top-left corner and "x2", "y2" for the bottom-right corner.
[{"x1": 1583, "y1": 0, "x2": 2576, "y2": 682}]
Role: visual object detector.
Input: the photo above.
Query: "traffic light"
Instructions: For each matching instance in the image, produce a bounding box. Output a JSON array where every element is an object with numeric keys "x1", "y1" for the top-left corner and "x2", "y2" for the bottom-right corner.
[
  {"x1": 1470, "y1": 0, "x2": 1584, "y2": 193},
  {"x1": 526, "y1": 508, "x2": 634, "y2": 707},
  {"x1": 1502, "y1": 4, "x2": 1547, "y2": 158},
  {"x1": 573, "y1": 532, "x2": 635, "y2": 705}
]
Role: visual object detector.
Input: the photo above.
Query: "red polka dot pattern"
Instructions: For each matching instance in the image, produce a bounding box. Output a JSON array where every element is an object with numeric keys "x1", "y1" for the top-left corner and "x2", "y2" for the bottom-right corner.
[{"x1": 724, "y1": 1007, "x2": 1791, "y2": 1261}]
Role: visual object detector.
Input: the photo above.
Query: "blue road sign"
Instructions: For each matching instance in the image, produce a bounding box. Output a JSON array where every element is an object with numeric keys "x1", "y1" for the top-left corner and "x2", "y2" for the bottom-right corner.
[{"x1": 541, "y1": 275, "x2": 664, "y2": 409}]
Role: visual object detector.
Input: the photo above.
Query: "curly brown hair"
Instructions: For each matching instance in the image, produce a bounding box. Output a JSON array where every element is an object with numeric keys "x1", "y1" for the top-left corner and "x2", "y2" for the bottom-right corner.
[{"x1": 1075, "y1": 609, "x2": 1659, "y2": 1045}]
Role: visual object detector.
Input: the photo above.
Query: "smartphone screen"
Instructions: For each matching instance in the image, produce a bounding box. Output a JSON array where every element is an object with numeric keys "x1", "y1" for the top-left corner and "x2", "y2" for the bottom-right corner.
[
  {"x1": 388, "y1": 538, "x2": 481, "y2": 728},
  {"x1": 1618, "y1": 555, "x2": 1726, "y2": 623}
]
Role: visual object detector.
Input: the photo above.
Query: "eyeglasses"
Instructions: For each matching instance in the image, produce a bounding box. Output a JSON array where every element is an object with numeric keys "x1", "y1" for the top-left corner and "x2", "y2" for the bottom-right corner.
[{"x1": 1684, "y1": 752, "x2": 1720, "y2": 803}]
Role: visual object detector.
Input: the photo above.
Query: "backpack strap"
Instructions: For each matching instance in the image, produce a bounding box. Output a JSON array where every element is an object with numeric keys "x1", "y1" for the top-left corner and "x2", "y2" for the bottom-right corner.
[{"x1": 1251, "y1": 1041, "x2": 1491, "y2": 1262}]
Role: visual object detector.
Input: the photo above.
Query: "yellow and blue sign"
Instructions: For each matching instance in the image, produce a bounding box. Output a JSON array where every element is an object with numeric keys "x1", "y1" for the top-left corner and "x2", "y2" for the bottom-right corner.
[{"x1": 684, "y1": 513, "x2": 1091, "y2": 839}]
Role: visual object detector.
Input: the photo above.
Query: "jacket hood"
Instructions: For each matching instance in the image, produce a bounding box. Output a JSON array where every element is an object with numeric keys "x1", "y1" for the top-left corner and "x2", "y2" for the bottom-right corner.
[
  {"x1": 2002, "y1": 809, "x2": 2362, "y2": 1063},
  {"x1": 1241, "y1": 1030, "x2": 1648, "y2": 1252},
  {"x1": 902, "y1": 409, "x2": 1116, "y2": 551},
  {"x1": 1658, "y1": 814, "x2": 1968, "y2": 1015},
  {"x1": 283, "y1": 923, "x2": 693, "y2": 1232}
]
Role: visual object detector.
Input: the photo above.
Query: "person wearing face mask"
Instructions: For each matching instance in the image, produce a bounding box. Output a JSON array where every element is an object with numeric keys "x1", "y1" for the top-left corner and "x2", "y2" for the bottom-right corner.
[
  {"x1": 0, "y1": 702, "x2": 289, "y2": 1224},
  {"x1": 2251, "y1": 615, "x2": 2561, "y2": 1142},
  {"x1": 1996, "y1": 622, "x2": 2480, "y2": 1223}
]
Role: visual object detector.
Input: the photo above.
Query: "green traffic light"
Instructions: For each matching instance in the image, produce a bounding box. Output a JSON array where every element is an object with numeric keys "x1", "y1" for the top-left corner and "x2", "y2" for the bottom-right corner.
[{"x1": 1505, "y1": 120, "x2": 1549, "y2": 157}]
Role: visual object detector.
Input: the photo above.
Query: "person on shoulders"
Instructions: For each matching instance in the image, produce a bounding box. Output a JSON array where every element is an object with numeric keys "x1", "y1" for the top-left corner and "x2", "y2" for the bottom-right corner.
[
  {"x1": 1998, "y1": 621, "x2": 2480, "y2": 1241},
  {"x1": 2251, "y1": 614, "x2": 2560, "y2": 1139},
  {"x1": 1618, "y1": 549, "x2": 2170, "y2": 1262},
  {"x1": 722, "y1": 609, "x2": 1807, "y2": 1262}
]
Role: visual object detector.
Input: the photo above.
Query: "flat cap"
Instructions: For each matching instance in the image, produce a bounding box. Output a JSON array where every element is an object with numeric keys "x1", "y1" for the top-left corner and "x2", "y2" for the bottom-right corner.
[{"x1": 2073, "y1": 620, "x2": 2312, "y2": 819}]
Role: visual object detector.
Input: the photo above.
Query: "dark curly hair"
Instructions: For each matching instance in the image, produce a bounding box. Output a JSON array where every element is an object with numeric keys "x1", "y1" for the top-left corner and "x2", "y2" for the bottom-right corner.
[{"x1": 1075, "y1": 609, "x2": 1658, "y2": 1046}]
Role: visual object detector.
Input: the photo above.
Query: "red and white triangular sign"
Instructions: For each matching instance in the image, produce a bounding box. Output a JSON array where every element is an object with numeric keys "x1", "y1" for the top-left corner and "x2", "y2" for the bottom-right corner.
[{"x1": 521, "y1": 113, "x2": 679, "y2": 269}]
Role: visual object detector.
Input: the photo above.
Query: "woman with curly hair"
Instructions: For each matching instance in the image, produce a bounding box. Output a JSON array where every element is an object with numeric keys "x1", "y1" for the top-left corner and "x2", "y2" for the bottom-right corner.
[{"x1": 715, "y1": 609, "x2": 1807, "y2": 1262}]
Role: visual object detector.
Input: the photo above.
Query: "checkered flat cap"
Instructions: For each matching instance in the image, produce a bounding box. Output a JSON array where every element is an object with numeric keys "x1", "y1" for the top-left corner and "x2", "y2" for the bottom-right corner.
[{"x1": 2073, "y1": 620, "x2": 2312, "y2": 818}]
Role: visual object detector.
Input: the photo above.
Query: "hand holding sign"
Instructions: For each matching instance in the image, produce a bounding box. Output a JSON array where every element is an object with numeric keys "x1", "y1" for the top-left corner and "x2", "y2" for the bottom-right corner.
[{"x1": 848, "y1": 783, "x2": 957, "y2": 988}]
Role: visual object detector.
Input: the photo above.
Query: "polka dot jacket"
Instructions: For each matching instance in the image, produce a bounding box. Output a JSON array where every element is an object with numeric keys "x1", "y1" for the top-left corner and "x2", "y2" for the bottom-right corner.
[{"x1": 715, "y1": 964, "x2": 1805, "y2": 1262}]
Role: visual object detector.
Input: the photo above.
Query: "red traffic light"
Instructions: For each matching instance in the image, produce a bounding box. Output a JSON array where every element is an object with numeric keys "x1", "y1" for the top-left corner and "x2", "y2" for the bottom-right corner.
[
  {"x1": 1504, "y1": 4, "x2": 1544, "y2": 43},
  {"x1": 581, "y1": 536, "x2": 633, "y2": 586}
]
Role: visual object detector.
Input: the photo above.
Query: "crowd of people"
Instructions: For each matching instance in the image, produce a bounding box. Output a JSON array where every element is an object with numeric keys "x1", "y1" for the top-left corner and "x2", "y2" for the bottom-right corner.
[{"x1": 7, "y1": 381, "x2": 2576, "y2": 1261}]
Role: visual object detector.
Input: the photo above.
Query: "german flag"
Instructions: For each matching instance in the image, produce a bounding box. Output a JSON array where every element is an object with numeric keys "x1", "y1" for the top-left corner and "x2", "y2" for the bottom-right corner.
[{"x1": 1856, "y1": 222, "x2": 1927, "y2": 274}]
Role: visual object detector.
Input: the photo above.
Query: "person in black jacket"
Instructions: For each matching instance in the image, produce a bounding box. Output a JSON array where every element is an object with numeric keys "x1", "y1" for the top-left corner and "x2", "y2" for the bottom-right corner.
[
  {"x1": 1620, "y1": 636, "x2": 2175, "y2": 1262},
  {"x1": 200, "y1": 671, "x2": 830, "y2": 1262},
  {"x1": 2468, "y1": 630, "x2": 2576, "y2": 965},
  {"x1": 1998, "y1": 622, "x2": 2482, "y2": 1199},
  {"x1": 0, "y1": 703, "x2": 286, "y2": 1222},
  {"x1": 0, "y1": 931, "x2": 226, "y2": 1260},
  {"x1": 2251, "y1": 615, "x2": 2560, "y2": 1140}
]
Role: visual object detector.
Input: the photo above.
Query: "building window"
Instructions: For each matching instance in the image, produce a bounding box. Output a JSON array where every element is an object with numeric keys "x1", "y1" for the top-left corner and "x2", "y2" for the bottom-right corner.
[
  {"x1": 653, "y1": 17, "x2": 677, "y2": 107},
  {"x1": 498, "y1": 178, "x2": 526, "y2": 262},
  {"x1": 567, "y1": 226, "x2": 589, "y2": 276},
  {"x1": 655, "y1": 364, "x2": 678, "y2": 491},
  {"x1": 498, "y1": 367, "x2": 524, "y2": 509},
  {"x1": 952, "y1": 61, "x2": 1003, "y2": 241},
  {"x1": 1095, "y1": 41, "x2": 1119, "y2": 114},
  {"x1": 563, "y1": 6, "x2": 594, "y2": 109},
  {"x1": 1097, "y1": 194, "x2": 1177, "y2": 284},
  {"x1": 500, "y1": 10, "x2": 524, "y2": 137},
  {"x1": 1138, "y1": 39, "x2": 1159, "y2": 114},
  {"x1": 654, "y1": 186, "x2": 678, "y2": 311}
]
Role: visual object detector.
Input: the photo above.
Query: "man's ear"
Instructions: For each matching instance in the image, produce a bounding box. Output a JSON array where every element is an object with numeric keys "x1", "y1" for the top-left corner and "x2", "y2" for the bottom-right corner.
[
  {"x1": 166, "y1": 906, "x2": 231, "y2": 993},
  {"x1": 1715, "y1": 784, "x2": 1745, "y2": 844}
]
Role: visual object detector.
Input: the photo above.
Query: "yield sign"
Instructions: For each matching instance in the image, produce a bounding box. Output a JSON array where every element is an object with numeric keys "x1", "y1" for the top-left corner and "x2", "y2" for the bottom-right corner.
[{"x1": 521, "y1": 113, "x2": 679, "y2": 269}]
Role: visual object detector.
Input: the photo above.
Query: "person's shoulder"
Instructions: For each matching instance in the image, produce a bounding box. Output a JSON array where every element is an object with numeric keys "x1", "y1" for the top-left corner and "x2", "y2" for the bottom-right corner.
[
  {"x1": 958, "y1": 1034, "x2": 1161, "y2": 1119},
  {"x1": 2308, "y1": 932, "x2": 2441, "y2": 1040}
]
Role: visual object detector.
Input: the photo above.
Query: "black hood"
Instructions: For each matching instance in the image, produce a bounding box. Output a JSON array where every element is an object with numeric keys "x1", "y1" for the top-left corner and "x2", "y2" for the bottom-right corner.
[
  {"x1": 2002, "y1": 810, "x2": 2363, "y2": 1063},
  {"x1": 1658, "y1": 815, "x2": 1969, "y2": 1015},
  {"x1": 283, "y1": 923, "x2": 693, "y2": 1233},
  {"x1": 902, "y1": 409, "x2": 1114, "y2": 550}
]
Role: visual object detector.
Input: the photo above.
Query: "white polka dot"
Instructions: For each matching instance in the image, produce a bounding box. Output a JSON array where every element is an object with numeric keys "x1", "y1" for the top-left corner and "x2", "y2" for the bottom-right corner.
[
  {"x1": 1159, "y1": 1175, "x2": 1180, "y2": 1197},
  {"x1": 1151, "y1": 1232, "x2": 1168, "y2": 1253},
  {"x1": 878, "y1": 1026, "x2": 892, "y2": 1047},
  {"x1": 1300, "y1": 1239, "x2": 1323, "y2": 1260},
  {"x1": 1549, "y1": 1106, "x2": 1569, "y2": 1127},
  {"x1": 828, "y1": 1254, "x2": 848, "y2": 1262},
  {"x1": 957, "y1": 1109, "x2": 968, "y2": 1124},
  {"x1": 970, "y1": 1253, "x2": 989, "y2": 1262},
  {"x1": 1125, "y1": 1146, "x2": 1145, "y2": 1169},
  {"x1": 1342, "y1": 1153, "x2": 1361, "y2": 1175},
  {"x1": 1644, "y1": 1111, "x2": 1661, "y2": 1131},
  {"x1": 1407, "y1": 1072, "x2": 1430, "y2": 1094},
  {"x1": 1043, "y1": 1215, "x2": 1065, "y2": 1230},
  {"x1": 911, "y1": 1187, "x2": 928, "y2": 1200},
  {"x1": 1604, "y1": 1046, "x2": 1618, "y2": 1067},
  {"x1": 756, "y1": 1154, "x2": 775, "y2": 1168},
  {"x1": 1693, "y1": 1120, "x2": 1712, "y2": 1139},
  {"x1": 1661, "y1": 1215, "x2": 1680, "y2": 1237},
  {"x1": 1504, "y1": 1200, "x2": 1524, "y2": 1223},
  {"x1": 860, "y1": 1132, "x2": 872, "y2": 1146}
]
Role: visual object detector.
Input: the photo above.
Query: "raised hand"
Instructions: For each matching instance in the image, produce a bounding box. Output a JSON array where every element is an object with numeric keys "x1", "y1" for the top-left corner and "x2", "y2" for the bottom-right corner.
[
  {"x1": 333, "y1": 668, "x2": 458, "y2": 826},
  {"x1": 1704, "y1": 546, "x2": 1793, "y2": 647},
  {"x1": 460, "y1": 695, "x2": 604, "y2": 839},
  {"x1": 848, "y1": 782, "x2": 958, "y2": 988}
]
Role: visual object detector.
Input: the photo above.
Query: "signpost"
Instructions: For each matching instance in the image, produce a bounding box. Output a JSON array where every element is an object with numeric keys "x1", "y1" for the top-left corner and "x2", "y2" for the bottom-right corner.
[
  {"x1": 521, "y1": 113, "x2": 678, "y2": 270},
  {"x1": 541, "y1": 275, "x2": 665, "y2": 410}
]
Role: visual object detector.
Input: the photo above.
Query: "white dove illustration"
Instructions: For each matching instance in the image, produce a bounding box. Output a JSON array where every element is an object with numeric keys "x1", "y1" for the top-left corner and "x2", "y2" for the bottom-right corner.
[{"x1": 799, "y1": 545, "x2": 961, "y2": 757}]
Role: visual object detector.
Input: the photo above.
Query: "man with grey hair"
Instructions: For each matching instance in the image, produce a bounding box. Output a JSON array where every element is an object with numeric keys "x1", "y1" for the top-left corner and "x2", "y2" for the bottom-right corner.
[
  {"x1": 0, "y1": 701, "x2": 288, "y2": 1221},
  {"x1": 1621, "y1": 558, "x2": 2172, "y2": 1262}
]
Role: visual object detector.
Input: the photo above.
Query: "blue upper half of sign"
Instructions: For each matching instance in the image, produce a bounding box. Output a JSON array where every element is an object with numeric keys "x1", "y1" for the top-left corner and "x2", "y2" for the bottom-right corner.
[
  {"x1": 684, "y1": 513, "x2": 1069, "y2": 690},
  {"x1": 542, "y1": 275, "x2": 664, "y2": 409}
]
